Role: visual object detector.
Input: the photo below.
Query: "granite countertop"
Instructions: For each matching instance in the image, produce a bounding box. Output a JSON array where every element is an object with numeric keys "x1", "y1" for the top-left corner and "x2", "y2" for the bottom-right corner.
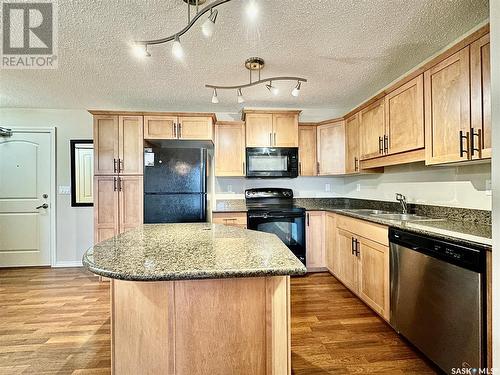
[{"x1": 82, "y1": 223, "x2": 307, "y2": 281}]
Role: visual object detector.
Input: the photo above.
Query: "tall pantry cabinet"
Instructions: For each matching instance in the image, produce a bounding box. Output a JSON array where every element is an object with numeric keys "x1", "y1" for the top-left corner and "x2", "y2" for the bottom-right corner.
[{"x1": 93, "y1": 114, "x2": 144, "y2": 243}]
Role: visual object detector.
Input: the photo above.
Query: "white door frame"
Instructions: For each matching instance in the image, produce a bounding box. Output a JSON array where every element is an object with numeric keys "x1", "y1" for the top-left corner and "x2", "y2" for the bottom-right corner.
[{"x1": 3, "y1": 127, "x2": 57, "y2": 266}]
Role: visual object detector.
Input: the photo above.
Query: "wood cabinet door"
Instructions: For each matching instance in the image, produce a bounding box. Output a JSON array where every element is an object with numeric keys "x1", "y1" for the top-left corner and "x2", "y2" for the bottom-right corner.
[
  {"x1": 94, "y1": 176, "x2": 119, "y2": 243},
  {"x1": 94, "y1": 115, "x2": 119, "y2": 175},
  {"x1": 317, "y1": 120, "x2": 345, "y2": 175},
  {"x1": 118, "y1": 176, "x2": 143, "y2": 234},
  {"x1": 178, "y1": 116, "x2": 213, "y2": 140},
  {"x1": 245, "y1": 113, "x2": 273, "y2": 147},
  {"x1": 298, "y1": 125, "x2": 317, "y2": 176},
  {"x1": 272, "y1": 113, "x2": 298, "y2": 147},
  {"x1": 305, "y1": 211, "x2": 325, "y2": 271},
  {"x1": 215, "y1": 122, "x2": 245, "y2": 176},
  {"x1": 336, "y1": 228, "x2": 359, "y2": 293},
  {"x1": 424, "y1": 47, "x2": 471, "y2": 165},
  {"x1": 358, "y1": 237, "x2": 389, "y2": 320},
  {"x1": 119, "y1": 116, "x2": 143, "y2": 175},
  {"x1": 345, "y1": 113, "x2": 360, "y2": 174},
  {"x1": 385, "y1": 74, "x2": 424, "y2": 155},
  {"x1": 143, "y1": 116, "x2": 177, "y2": 140},
  {"x1": 471, "y1": 33, "x2": 491, "y2": 159},
  {"x1": 324, "y1": 213, "x2": 336, "y2": 274},
  {"x1": 360, "y1": 99, "x2": 385, "y2": 160}
]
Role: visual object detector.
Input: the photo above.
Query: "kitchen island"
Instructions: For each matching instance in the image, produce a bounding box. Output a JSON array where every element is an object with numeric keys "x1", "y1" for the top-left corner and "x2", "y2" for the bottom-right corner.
[{"x1": 83, "y1": 223, "x2": 306, "y2": 375}]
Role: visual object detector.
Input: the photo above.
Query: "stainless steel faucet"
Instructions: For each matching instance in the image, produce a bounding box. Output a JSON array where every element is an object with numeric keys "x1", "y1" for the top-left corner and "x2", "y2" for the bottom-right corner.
[{"x1": 396, "y1": 193, "x2": 408, "y2": 214}]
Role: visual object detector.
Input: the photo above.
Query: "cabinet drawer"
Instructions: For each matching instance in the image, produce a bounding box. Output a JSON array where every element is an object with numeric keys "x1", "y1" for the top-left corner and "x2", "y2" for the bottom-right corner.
[
  {"x1": 212, "y1": 212, "x2": 247, "y2": 226},
  {"x1": 336, "y1": 214, "x2": 388, "y2": 246}
]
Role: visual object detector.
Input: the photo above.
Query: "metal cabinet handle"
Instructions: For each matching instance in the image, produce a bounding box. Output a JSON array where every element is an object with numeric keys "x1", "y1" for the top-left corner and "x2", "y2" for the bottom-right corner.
[
  {"x1": 118, "y1": 177, "x2": 122, "y2": 191},
  {"x1": 355, "y1": 239, "x2": 360, "y2": 256},
  {"x1": 274, "y1": 132, "x2": 276, "y2": 146},
  {"x1": 351, "y1": 237, "x2": 355, "y2": 255},
  {"x1": 178, "y1": 123, "x2": 182, "y2": 138},
  {"x1": 113, "y1": 158, "x2": 118, "y2": 173},
  {"x1": 36, "y1": 203, "x2": 49, "y2": 209},
  {"x1": 378, "y1": 136, "x2": 383, "y2": 154},
  {"x1": 172, "y1": 123, "x2": 176, "y2": 138},
  {"x1": 306, "y1": 213, "x2": 310, "y2": 226},
  {"x1": 470, "y1": 128, "x2": 482, "y2": 158},
  {"x1": 113, "y1": 177, "x2": 117, "y2": 191},
  {"x1": 299, "y1": 161, "x2": 302, "y2": 175},
  {"x1": 269, "y1": 132, "x2": 272, "y2": 146},
  {"x1": 354, "y1": 157, "x2": 359, "y2": 172},
  {"x1": 119, "y1": 158, "x2": 123, "y2": 173},
  {"x1": 316, "y1": 162, "x2": 320, "y2": 175},
  {"x1": 459, "y1": 131, "x2": 470, "y2": 158},
  {"x1": 383, "y1": 135, "x2": 389, "y2": 154},
  {"x1": 243, "y1": 162, "x2": 245, "y2": 174}
]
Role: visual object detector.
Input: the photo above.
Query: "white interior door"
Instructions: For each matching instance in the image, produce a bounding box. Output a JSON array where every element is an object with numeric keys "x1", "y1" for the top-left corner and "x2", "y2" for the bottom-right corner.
[{"x1": 0, "y1": 130, "x2": 53, "y2": 267}]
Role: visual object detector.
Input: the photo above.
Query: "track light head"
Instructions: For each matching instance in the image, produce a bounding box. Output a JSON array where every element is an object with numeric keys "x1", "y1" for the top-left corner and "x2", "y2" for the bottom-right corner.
[
  {"x1": 291, "y1": 81, "x2": 301, "y2": 97},
  {"x1": 172, "y1": 35, "x2": 184, "y2": 60},
  {"x1": 211, "y1": 88, "x2": 219, "y2": 104},
  {"x1": 237, "y1": 88, "x2": 245, "y2": 103},
  {"x1": 266, "y1": 81, "x2": 279, "y2": 96},
  {"x1": 132, "y1": 44, "x2": 151, "y2": 58},
  {"x1": 202, "y1": 9, "x2": 218, "y2": 38}
]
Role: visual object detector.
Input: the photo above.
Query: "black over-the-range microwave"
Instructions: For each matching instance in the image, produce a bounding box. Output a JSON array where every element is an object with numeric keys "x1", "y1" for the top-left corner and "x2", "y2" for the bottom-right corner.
[{"x1": 245, "y1": 147, "x2": 299, "y2": 178}]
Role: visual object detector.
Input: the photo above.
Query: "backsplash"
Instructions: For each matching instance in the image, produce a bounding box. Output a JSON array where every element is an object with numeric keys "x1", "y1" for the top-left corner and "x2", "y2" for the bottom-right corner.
[{"x1": 215, "y1": 162, "x2": 491, "y2": 211}]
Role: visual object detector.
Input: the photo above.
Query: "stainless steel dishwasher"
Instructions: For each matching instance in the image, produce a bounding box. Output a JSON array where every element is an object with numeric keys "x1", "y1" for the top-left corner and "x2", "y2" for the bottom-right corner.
[{"x1": 389, "y1": 228, "x2": 486, "y2": 373}]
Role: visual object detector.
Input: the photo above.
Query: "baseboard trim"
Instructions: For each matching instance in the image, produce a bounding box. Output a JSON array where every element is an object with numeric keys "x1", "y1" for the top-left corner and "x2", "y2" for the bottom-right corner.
[{"x1": 53, "y1": 261, "x2": 83, "y2": 268}]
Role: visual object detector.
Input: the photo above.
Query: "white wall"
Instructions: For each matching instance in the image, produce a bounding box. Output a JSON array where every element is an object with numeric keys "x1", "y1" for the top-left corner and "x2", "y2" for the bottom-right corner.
[
  {"x1": 0, "y1": 108, "x2": 94, "y2": 266},
  {"x1": 489, "y1": 0, "x2": 499, "y2": 367},
  {"x1": 215, "y1": 162, "x2": 491, "y2": 210}
]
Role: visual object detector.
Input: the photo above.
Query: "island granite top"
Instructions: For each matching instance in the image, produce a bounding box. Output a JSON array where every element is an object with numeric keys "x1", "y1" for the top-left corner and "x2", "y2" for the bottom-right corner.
[{"x1": 83, "y1": 223, "x2": 307, "y2": 281}]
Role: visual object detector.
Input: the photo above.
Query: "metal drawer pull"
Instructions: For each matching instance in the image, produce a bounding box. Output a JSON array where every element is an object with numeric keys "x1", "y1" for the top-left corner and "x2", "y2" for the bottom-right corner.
[
  {"x1": 378, "y1": 136, "x2": 383, "y2": 154},
  {"x1": 470, "y1": 128, "x2": 482, "y2": 158},
  {"x1": 383, "y1": 135, "x2": 389, "y2": 154},
  {"x1": 351, "y1": 237, "x2": 355, "y2": 255},
  {"x1": 355, "y1": 239, "x2": 360, "y2": 256},
  {"x1": 354, "y1": 157, "x2": 359, "y2": 172},
  {"x1": 113, "y1": 177, "x2": 117, "y2": 191},
  {"x1": 119, "y1": 159, "x2": 123, "y2": 172},
  {"x1": 113, "y1": 158, "x2": 118, "y2": 173}
]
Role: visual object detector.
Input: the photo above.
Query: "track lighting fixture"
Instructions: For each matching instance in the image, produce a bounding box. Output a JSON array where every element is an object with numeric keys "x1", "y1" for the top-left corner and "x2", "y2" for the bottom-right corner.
[
  {"x1": 291, "y1": 81, "x2": 301, "y2": 97},
  {"x1": 206, "y1": 57, "x2": 307, "y2": 104},
  {"x1": 132, "y1": 44, "x2": 151, "y2": 58},
  {"x1": 202, "y1": 9, "x2": 218, "y2": 38},
  {"x1": 171, "y1": 35, "x2": 184, "y2": 59},
  {"x1": 211, "y1": 88, "x2": 219, "y2": 104},
  {"x1": 237, "y1": 88, "x2": 245, "y2": 103}
]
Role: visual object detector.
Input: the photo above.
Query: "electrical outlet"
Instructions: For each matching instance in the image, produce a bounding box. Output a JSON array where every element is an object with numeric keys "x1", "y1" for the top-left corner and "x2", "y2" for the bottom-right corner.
[
  {"x1": 227, "y1": 184, "x2": 233, "y2": 193},
  {"x1": 325, "y1": 183, "x2": 331, "y2": 192},
  {"x1": 356, "y1": 183, "x2": 361, "y2": 192}
]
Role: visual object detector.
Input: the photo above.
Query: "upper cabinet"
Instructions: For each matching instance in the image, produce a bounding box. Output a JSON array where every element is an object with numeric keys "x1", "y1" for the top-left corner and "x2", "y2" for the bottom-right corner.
[
  {"x1": 345, "y1": 113, "x2": 360, "y2": 174},
  {"x1": 94, "y1": 115, "x2": 143, "y2": 175},
  {"x1": 298, "y1": 124, "x2": 317, "y2": 176},
  {"x1": 424, "y1": 47, "x2": 471, "y2": 165},
  {"x1": 244, "y1": 110, "x2": 299, "y2": 147},
  {"x1": 359, "y1": 99, "x2": 386, "y2": 160},
  {"x1": 143, "y1": 115, "x2": 214, "y2": 141},
  {"x1": 384, "y1": 75, "x2": 424, "y2": 155},
  {"x1": 471, "y1": 33, "x2": 491, "y2": 159},
  {"x1": 317, "y1": 119, "x2": 345, "y2": 175},
  {"x1": 215, "y1": 121, "x2": 246, "y2": 176}
]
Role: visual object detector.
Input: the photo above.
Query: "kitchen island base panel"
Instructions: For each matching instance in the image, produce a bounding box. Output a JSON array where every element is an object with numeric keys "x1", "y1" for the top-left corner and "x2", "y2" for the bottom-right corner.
[{"x1": 111, "y1": 276, "x2": 290, "y2": 375}]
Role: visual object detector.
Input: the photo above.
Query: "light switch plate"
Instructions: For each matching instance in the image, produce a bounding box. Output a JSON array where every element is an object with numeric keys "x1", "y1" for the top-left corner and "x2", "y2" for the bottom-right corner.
[{"x1": 58, "y1": 185, "x2": 71, "y2": 195}]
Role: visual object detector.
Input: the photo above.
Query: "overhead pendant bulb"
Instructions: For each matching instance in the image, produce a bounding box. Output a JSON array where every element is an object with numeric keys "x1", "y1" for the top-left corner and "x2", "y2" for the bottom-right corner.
[
  {"x1": 172, "y1": 35, "x2": 184, "y2": 60},
  {"x1": 291, "y1": 81, "x2": 301, "y2": 97},
  {"x1": 237, "y1": 88, "x2": 245, "y2": 103},
  {"x1": 266, "y1": 81, "x2": 279, "y2": 96},
  {"x1": 246, "y1": 0, "x2": 259, "y2": 21},
  {"x1": 201, "y1": 9, "x2": 218, "y2": 38},
  {"x1": 211, "y1": 88, "x2": 219, "y2": 104},
  {"x1": 132, "y1": 44, "x2": 151, "y2": 58}
]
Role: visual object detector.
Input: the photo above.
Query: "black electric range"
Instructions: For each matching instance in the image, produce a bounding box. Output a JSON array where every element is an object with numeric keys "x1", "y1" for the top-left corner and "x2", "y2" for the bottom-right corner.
[{"x1": 245, "y1": 188, "x2": 306, "y2": 265}]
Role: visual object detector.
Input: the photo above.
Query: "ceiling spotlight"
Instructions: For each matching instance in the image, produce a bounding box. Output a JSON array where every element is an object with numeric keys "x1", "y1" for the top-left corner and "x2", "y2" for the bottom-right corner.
[
  {"x1": 246, "y1": 0, "x2": 259, "y2": 20},
  {"x1": 237, "y1": 88, "x2": 245, "y2": 103},
  {"x1": 266, "y1": 81, "x2": 279, "y2": 96},
  {"x1": 291, "y1": 81, "x2": 301, "y2": 97},
  {"x1": 172, "y1": 35, "x2": 184, "y2": 60},
  {"x1": 132, "y1": 44, "x2": 151, "y2": 58},
  {"x1": 211, "y1": 88, "x2": 219, "y2": 104},
  {"x1": 201, "y1": 9, "x2": 218, "y2": 38}
]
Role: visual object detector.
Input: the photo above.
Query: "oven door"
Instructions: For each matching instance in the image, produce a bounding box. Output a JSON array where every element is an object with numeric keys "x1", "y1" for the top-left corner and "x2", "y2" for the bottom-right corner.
[
  {"x1": 247, "y1": 212, "x2": 305, "y2": 264},
  {"x1": 246, "y1": 147, "x2": 298, "y2": 178}
]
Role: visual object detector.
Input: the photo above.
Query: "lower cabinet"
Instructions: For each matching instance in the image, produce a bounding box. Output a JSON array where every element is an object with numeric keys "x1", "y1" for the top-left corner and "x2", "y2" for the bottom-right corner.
[
  {"x1": 305, "y1": 211, "x2": 325, "y2": 271},
  {"x1": 94, "y1": 175, "x2": 143, "y2": 243},
  {"x1": 212, "y1": 212, "x2": 247, "y2": 228},
  {"x1": 327, "y1": 213, "x2": 390, "y2": 320}
]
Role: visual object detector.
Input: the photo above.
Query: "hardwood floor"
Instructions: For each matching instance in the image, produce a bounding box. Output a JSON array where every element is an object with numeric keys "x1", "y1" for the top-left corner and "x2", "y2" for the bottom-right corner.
[{"x1": 0, "y1": 268, "x2": 439, "y2": 374}]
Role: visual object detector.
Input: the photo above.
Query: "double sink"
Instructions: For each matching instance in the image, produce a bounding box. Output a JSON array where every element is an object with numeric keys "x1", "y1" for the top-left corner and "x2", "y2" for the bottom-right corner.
[{"x1": 338, "y1": 209, "x2": 444, "y2": 222}]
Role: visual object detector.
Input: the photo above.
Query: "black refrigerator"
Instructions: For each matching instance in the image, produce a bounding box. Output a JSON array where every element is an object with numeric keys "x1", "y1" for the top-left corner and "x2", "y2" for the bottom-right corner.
[{"x1": 144, "y1": 147, "x2": 207, "y2": 223}]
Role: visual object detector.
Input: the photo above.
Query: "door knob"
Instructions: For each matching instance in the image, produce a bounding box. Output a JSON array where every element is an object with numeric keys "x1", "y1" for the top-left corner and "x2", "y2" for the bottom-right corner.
[{"x1": 36, "y1": 203, "x2": 49, "y2": 209}]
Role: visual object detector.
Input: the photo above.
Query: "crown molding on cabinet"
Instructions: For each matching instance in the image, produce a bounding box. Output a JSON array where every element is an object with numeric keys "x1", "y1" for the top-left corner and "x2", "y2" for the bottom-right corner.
[{"x1": 88, "y1": 110, "x2": 217, "y2": 123}]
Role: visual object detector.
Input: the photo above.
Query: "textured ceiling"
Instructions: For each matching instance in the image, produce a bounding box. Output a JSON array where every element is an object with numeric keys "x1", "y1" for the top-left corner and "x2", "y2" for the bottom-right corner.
[{"x1": 0, "y1": 0, "x2": 489, "y2": 118}]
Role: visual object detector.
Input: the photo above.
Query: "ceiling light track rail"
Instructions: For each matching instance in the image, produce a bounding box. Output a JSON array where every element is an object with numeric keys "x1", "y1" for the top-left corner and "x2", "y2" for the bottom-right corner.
[
  {"x1": 205, "y1": 77, "x2": 307, "y2": 90},
  {"x1": 133, "y1": 0, "x2": 233, "y2": 46}
]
